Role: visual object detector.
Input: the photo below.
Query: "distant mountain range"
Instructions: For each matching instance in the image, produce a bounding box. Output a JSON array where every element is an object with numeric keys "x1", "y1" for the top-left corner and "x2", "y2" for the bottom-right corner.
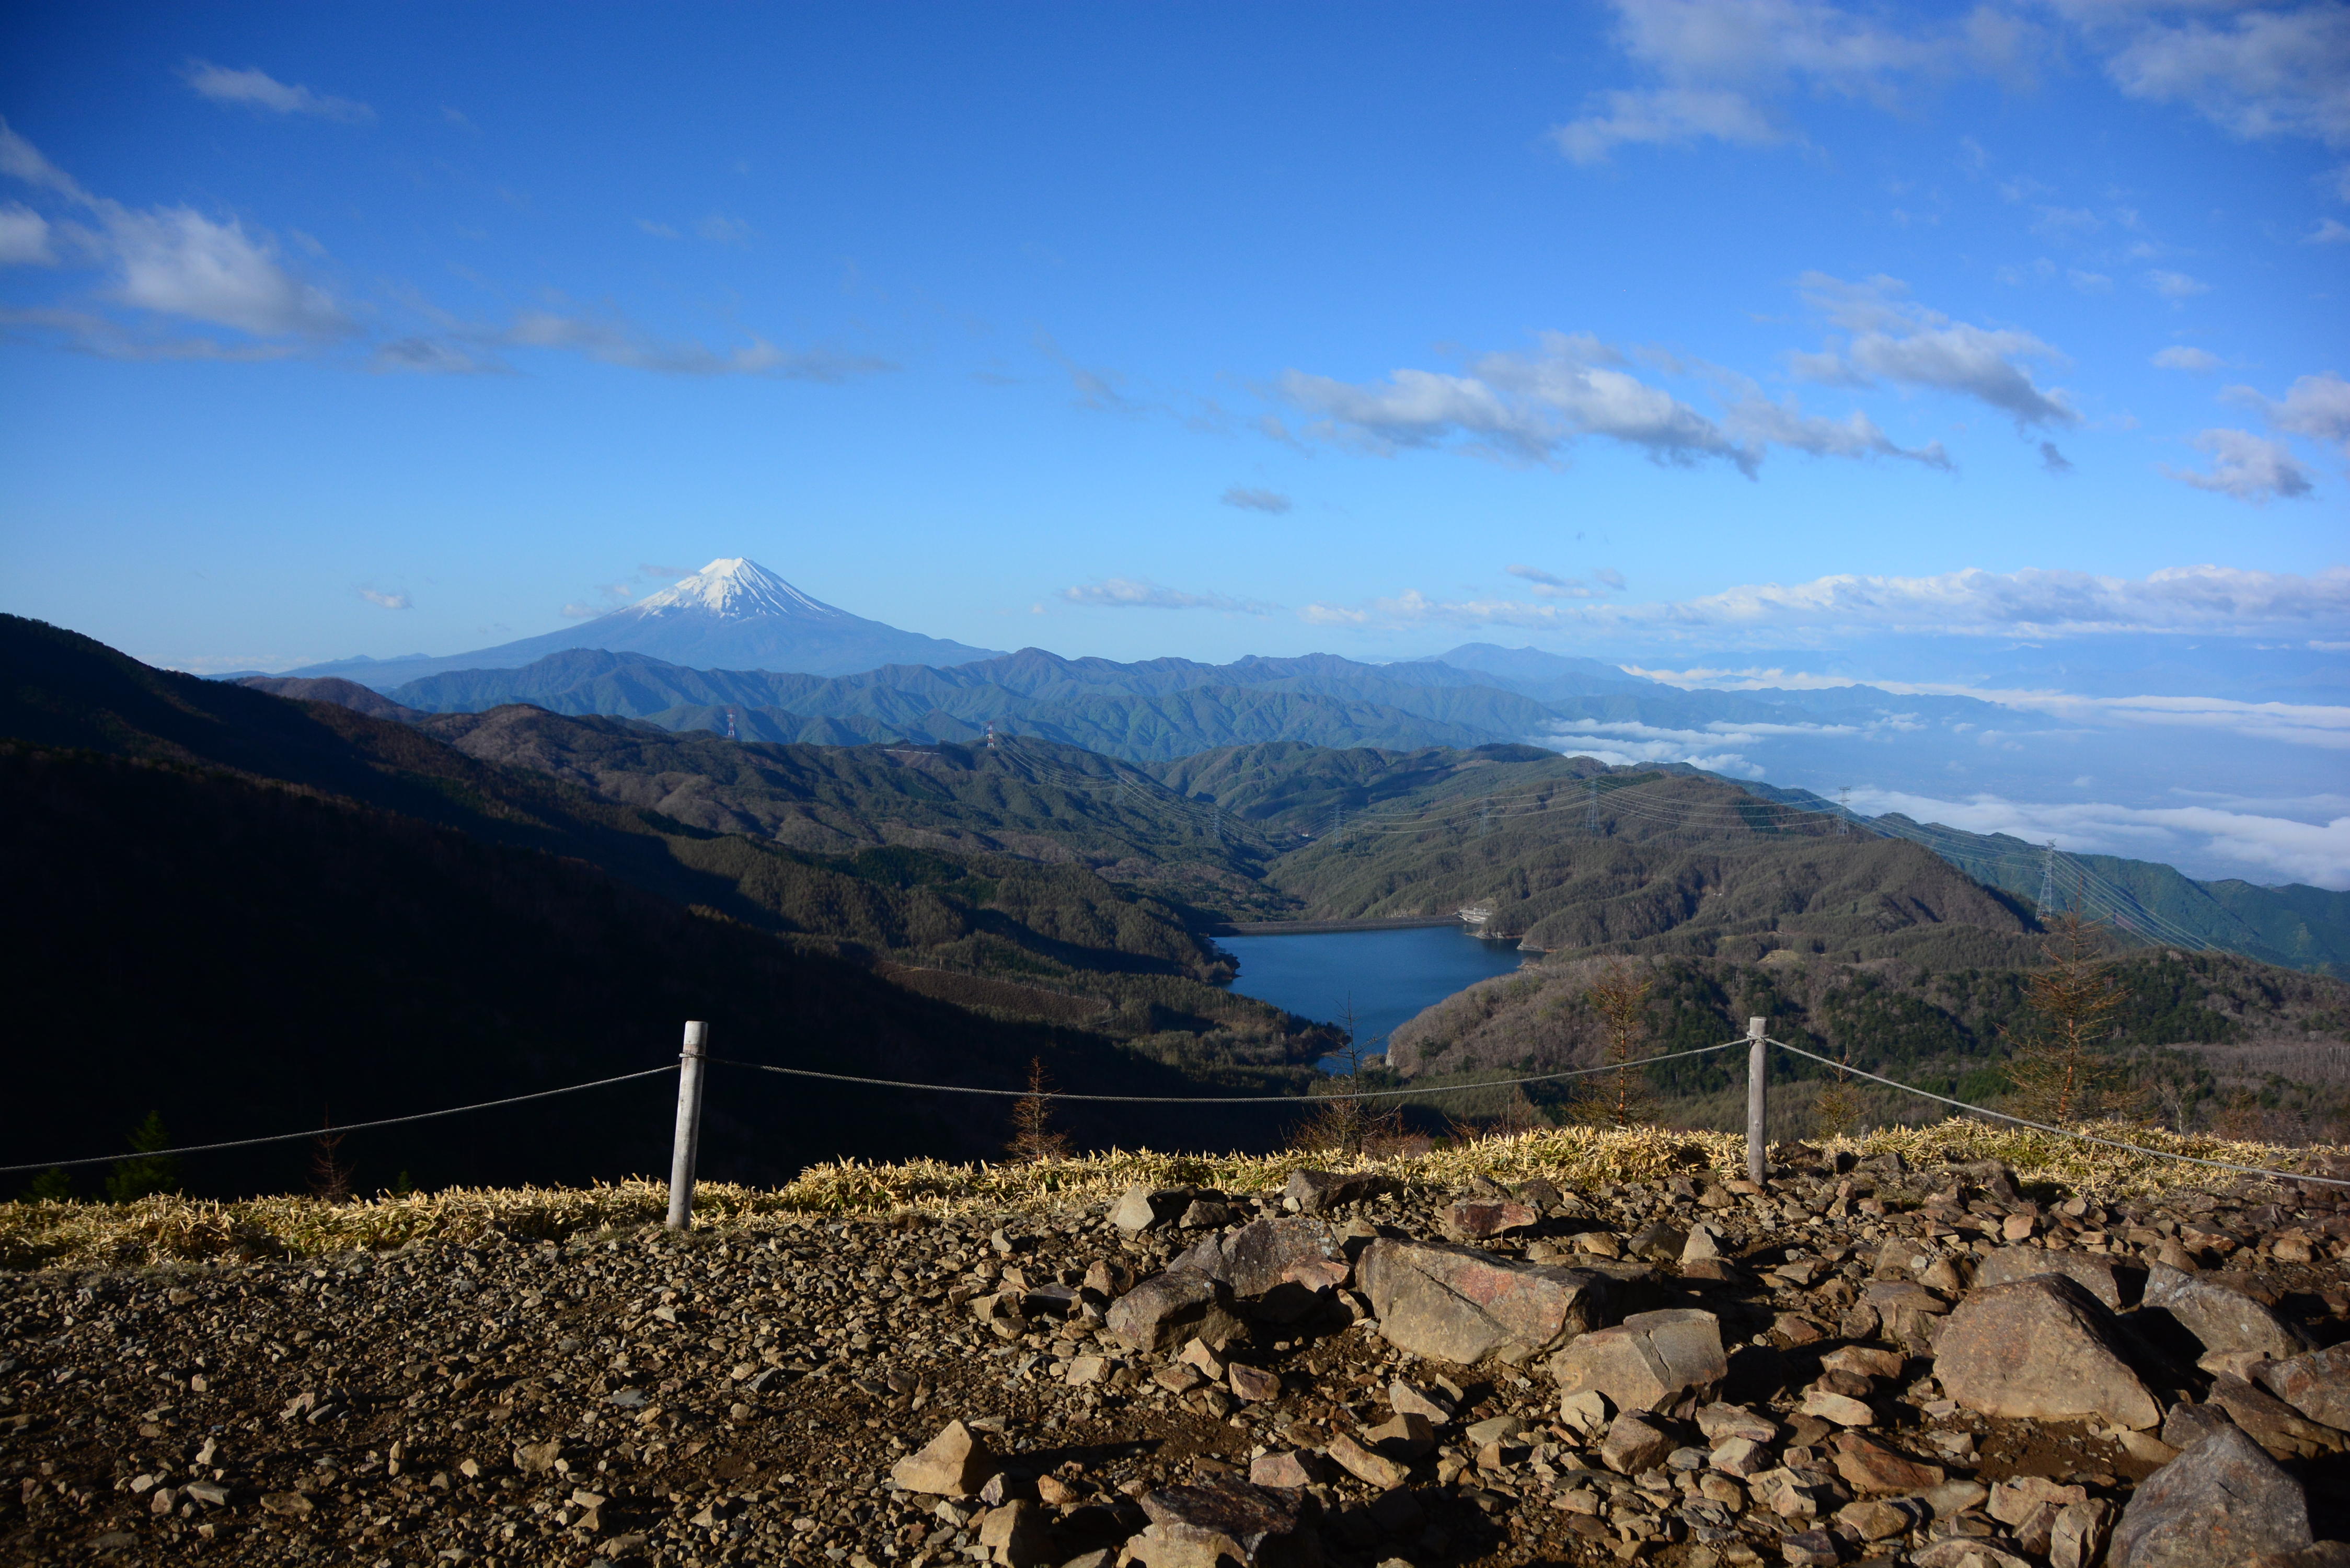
[{"x1": 285, "y1": 558, "x2": 1004, "y2": 687}]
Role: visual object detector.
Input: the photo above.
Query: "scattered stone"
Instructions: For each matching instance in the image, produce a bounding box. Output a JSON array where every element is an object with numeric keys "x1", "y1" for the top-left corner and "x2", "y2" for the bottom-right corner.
[
  {"x1": 1113, "y1": 1185, "x2": 1197, "y2": 1233},
  {"x1": 1357, "y1": 1238, "x2": 1609, "y2": 1365},
  {"x1": 1697, "y1": 1402, "x2": 1778, "y2": 1444},
  {"x1": 1172, "y1": 1216, "x2": 1350, "y2": 1301},
  {"x1": 1627, "y1": 1221, "x2": 1688, "y2": 1262},
  {"x1": 1796, "y1": 1389, "x2": 1872, "y2": 1427},
  {"x1": 1388, "y1": 1380, "x2": 1454, "y2": 1424},
  {"x1": 2206, "y1": 1373, "x2": 2345, "y2": 1458},
  {"x1": 1548, "y1": 1307, "x2": 1726, "y2": 1414},
  {"x1": 1446, "y1": 1200, "x2": 1538, "y2": 1238},
  {"x1": 2111, "y1": 1426, "x2": 2313, "y2": 1567},
  {"x1": 1249, "y1": 1451, "x2": 1320, "y2": 1488},
  {"x1": 1936, "y1": 1274, "x2": 2161, "y2": 1429},
  {"x1": 1105, "y1": 1270, "x2": 1245, "y2": 1354},
  {"x1": 1134, "y1": 1478, "x2": 1321, "y2": 1567},
  {"x1": 891, "y1": 1419, "x2": 995, "y2": 1498},
  {"x1": 977, "y1": 1497, "x2": 1051, "y2": 1566},
  {"x1": 1599, "y1": 1413, "x2": 1675, "y2": 1475},
  {"x1": 1282, "y1": 1169, "x2": 1393, "y2": 1215},
  {"x1": 1364, "y1": 1411, "x2": 1434, "y2": 1460},
  {"x1": 1227, "y1": 1363, "x2": 1281, "y2": 1404},
  {"x1": 1827, "y1": 1431, "x2": 1943, "y2": 1493}
]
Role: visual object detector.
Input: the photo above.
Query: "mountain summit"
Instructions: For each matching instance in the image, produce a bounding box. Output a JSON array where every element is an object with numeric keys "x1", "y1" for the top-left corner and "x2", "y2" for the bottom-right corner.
[{"x1": 289, "y1": 558, "x2": 1004, "y2": 689}]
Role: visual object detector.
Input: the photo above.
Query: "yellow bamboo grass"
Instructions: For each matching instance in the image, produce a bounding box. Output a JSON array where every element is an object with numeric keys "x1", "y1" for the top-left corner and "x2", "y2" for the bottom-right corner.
[{"x1": 3, "y1": 1118, "x2": 2335, "y2": 1272}]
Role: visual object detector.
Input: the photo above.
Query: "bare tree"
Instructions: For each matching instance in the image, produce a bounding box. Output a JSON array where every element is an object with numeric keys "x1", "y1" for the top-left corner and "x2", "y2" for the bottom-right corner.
[
  {"x1": 1570, "y1": 960, "x2": 1657, "y2": 1129},
  {"x1": 2003, "y1": 910, "x2": 2127, "y2": 1126},
  {"x1": 1005, "y1": 1057, "x2": 1071, "y2": 1164},
  {"x1": 309, "y1": 1119, "x2": 354, "y2": 1204},
  {"x1": 1291, "y1": 997, "x2": 1401, "y2": 1158}
]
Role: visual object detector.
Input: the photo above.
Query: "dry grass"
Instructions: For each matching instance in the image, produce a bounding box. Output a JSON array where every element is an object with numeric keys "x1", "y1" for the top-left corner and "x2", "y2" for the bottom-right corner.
[{"x1": 4, "y1": 1119, "x2": 2339, "y2": 1274}]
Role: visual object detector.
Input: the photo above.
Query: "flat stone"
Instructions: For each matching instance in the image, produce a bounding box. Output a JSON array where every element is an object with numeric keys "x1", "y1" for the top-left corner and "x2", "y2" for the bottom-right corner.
[
  {"x1": 1780, "y1": 1527, "x2": 1841, "y2": 1566},
  {"x1": 1364, "y1": 1411, "x2": 1435, "y2": 1460},
  {"x1": 1911, "y1": 1541, "x2": 2032, "y2": 1568},
  {"x1": 1936, "y1": 1274, "x2": 2161, "y2": 1429},
  {"x1": 1248, "y1": 1451, "x2": 1319, "y2": 1488},
  {"x1": 1628, "y1": 1221, "x2": 1688, "y2": 1262},
  {"x1": 1105, "y1": 1270, "x2": 1245, "y2": 1355},
  {"x1": 1228, "y1": 1363, "x2": 1281, "y2": 1404},
  {"x1": 1113, "y1": 1186, "x2": 1197, "y2": 1234},
  {"x1": 2161, "y1": 1400, "x2": 2237, "y2": 1451},
  {"x1": 1600, "y1": 1412, "x2": 1675, "y2": 1475},
  {"x1": 1283, "y1": 1169, "x2": 1394, "y2": 1215},
  {"x1": 1710, "y1": 1436, "x2": 1772, "y2": 1477},
  {"x1": 513, "y1": 1439, "x2": 562, "y2": 1474},
  {"x1": 1325, "y1": 1433, "x2": 1409, "y2": 1490},
  {"x1": 2254, "y1": 1342, "x2": 2350, "y2": 1431},
  {"x1": 258, "y1": 1492, "x2": 312, "y2": 1517},
  {"x1": 1548, "y1": 1307, "x2": 1726, "y2": 1414},
  {"x1": 2207, "y1": 1374, "x2": 2344, "y2": 1458},
  {"x1": 2050, "y1": 1499, "x2": 2115, "y2": 1568},
  {"x1": 1134, "y1": 1478, "x2": 1322, "y2": 1567},
  {"x1": 1388, "y1": 1380, "x2": 1454, "y2": 1424},
  {"x1": 1463, "y1": 1414, "x2": 1527, "y2": 1446},
  {"x1": 1697, "y1": 1402, "x2": 1778, "y2": 1444},
  {"x1": 2142, "y1": 1263, "x2": 2307, "y2": 1361},
  {"x1": 1971, "y1": 1247, "x2": 2133, "y2": 1310},
  {"x1": 1827, "y1": 1431, "x2": 1943, "y2": 1493},
  {"x1": 1447, "y1": 1200, "x2": 1539, "y2": 1238},
  {"x1": 1797, "y1": 1389, "x2": 1874, "y2": 1427},
  {"x1": 2111, "y1": 1426, "x2": 2312, "y2": 1567},
  {"x1": 891, "y1": 1420, "x2": 996, "y2": 1498},
  {"x1": 1837, "y1": 1497, "x2": 1925, "y2": 1540},
  {"x1": 1819, "y1": 1346, "x2": 1905, "y2": 1381},
  {"x1": 1358, "y1": 1238, "x2": 1610, "y2": 1366}
]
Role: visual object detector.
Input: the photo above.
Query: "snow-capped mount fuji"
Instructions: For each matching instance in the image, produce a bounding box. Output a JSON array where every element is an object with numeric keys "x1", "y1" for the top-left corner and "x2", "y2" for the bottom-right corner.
[{"x1": 287, "y1": 558, "x2": 1004, "y2": 691}]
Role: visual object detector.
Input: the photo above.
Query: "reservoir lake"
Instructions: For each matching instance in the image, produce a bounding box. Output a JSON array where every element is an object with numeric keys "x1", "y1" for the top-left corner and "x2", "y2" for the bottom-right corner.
[{"x1": 1218, "y1": 925, "x2": 1528, "y2": 1073}]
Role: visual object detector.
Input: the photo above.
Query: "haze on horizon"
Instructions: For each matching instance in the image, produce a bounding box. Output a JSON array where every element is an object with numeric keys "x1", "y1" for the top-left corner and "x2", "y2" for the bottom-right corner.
[{"x1": 1, "y1": 1, "x2": 2345, "y2": 887}]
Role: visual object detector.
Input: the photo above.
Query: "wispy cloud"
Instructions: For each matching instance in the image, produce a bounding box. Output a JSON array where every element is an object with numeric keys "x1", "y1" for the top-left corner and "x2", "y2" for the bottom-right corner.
[
  {"x1": 357, "y1": 588, "x2": 411, "y2": 610},
  {"x1": 1851, "y1": 787, "x2": 2350, "y2": 890},
  {"x1": 2163, "y1": 429, "x2": 2313, "y2": 502},
  {"x1": 694, "y1": 214, "x2": 752, "y2": 245},
  {"x1": 182, "y1": 62, "x2": 374, "y2": 124},
  {"x1": 1308, "y1": 564, "x2": 2350, "y2": 642},
  {"x1": 2152, "y1": 345, "x2": 2222, "y2": 372},
  {"x1": 1060, "y1": 578, "x2": 1274, "y2": 613},
  {"x1": 2092, "y1": 4, "x2": 2350, "y2": 149},
  {"x1": 1789, "y1": 272, "x2": 2075, "y2": 430},
  {"x1": 1219, "y1": 485, "x2": 1293, "y2": 514},
  {"x1": 0, "y1": 202, "x2": 55, "y2": 264},
  {"x1": 2145, "y1": 269, "x2": 2209, "y2": 301},
  {"x1": 0, "y1": 118, "x2": 354, "y2": 345},
  {"x1": 2229, "y1": 370, "x2": 2350, "y2": 455},
  {"x1": 1507, "y1": 563, "x2": 1628, "y2": 599}
]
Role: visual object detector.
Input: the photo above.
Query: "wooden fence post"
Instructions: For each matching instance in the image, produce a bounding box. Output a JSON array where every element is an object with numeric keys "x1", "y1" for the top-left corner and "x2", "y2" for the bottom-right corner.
[
  {"x1": 666, "y1": 1021, "x2": 709, "y2": 1230},
  {"x1": 1745, "y1": 1016, "x2": 1768, "y2": 1186}
]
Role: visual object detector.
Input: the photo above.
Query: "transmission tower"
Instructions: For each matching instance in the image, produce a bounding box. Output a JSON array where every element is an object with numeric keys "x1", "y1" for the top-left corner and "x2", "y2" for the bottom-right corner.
[
  {"x1": 2037, "y1": 841, "x2": 2058, "y2": 914},
  {"x1": 1586, "y1": 778, "x2": 1600, "y2": 832},
  {"x1": 1836, "y1": 785, "x2": 1850, "y2": 835},
  {"x1": 1210, "y1": 802, "x2": 1220, "y2": 841},
  {"x1": 1480, "y1": 804, "x2": 1491, "y2": 838}
]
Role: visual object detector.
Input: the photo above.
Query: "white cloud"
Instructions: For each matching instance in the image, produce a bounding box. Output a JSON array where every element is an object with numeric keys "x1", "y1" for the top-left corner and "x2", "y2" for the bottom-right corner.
[
  {"x1": 497, "y1": 307, "x2": 890, "y2": 379},
  {"x1": 1723, "y1": 394, "x2": 1952, "y2": 467},
  {"x1": 1061, "y1": 578, "x2": 1273, "y2": 613},
  {"x1": 371, "y1": 336, "x2": 506, "y2": 375},
  {"x1": 1220, "y1": 486, "x2": 1293, "y2": 514},
  {"x1": 1791, "y1": 273, "x2": 2076, "y2": 429},
  {"x1": 1552, "y1": 87, "x2": 1785, "y2": 163},
  {"x1": 0, "y1": 118, "x2": 351, "y2": 341},
  {"x1": 2308, "y1": 217, "x2": 2350, "y2": 244},
  {"x1": 2232, "y1": 370, "x2": 2350, "y2": 453},
  {"x1": 0, "y1": 203, "x2": 53, "y2": 264},
  {"x1": 2145, "y1": 268, "x2": 2209, "y2": 300},
  {"x1": 1506, "y1": 564, "x2": 1633, "y2": 600},
  {"x1": 182, "y1": 62, "x2": 374, "y2": 123},
  {"x1": 636, "y1": 219, "x2": 681, "y2": 240},
  {"x1": 1851, "y1": 787, "x2": 2350, "y2": 890},
  {"x1": 357, "y1": 589, "x2": 411, "y2": 610},
  {"x1": 1548, "y1": 0, "x2": 2031, "y2": 162},
  {"x1": 2095, "y1": 4, "x2": 2350, "y2": 148},
  {"x1": 2163, "y1": 428, "x2": 2314, "y2": 502},
  {"x1": 2152, "y1": 345, "x2": 2221, "y2": 372}
]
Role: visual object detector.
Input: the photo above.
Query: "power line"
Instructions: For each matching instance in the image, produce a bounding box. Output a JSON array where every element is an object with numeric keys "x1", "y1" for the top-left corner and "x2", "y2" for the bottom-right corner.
[
  {"x1": 0, "y1": 1066, "x2": 683, "y2": 1177},
  {"x1": 1764, "y1": 1037, "x2": 2349, "y2": 1190}
]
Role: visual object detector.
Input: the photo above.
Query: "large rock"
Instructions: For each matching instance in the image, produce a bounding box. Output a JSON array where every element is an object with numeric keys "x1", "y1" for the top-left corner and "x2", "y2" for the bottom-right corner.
[
  {"x1": 1547, "y1": 1308, "x2": 1726, "y2": 1415},
  {"x1": 1131, "y1": 1479, "x2": 1321, "y2": 1567},
  {"x1": 2206, "y1": 1374, "x2": 2345, "y2": 1459},
  {"x1": 2142, "y1": 1263, "x2": 2307, "y2": 1361},
  {"x1": 891, "y1": 1420, "x2": 995, "y2": 1498},
  {"x1": 2111, "y1": 1426, "x2": 2312, "y2": 1568},
  {"x1": 1171, "y1": 1216, "x2": 1350, "y2": 1323},
  {"x1": 1282, "y1": 1169, "x2": 1395, "y2": 1215},
  {"x1": 2255, "y1": 1343, "x2": 2350, "y2": 1432},
  {"x1": 1105, "y1": 1271, "x2": 1246, "y2": 1355},
  {"x1": 1936, "y1": 1275, "x2": 2161, "y2": 1430},
  {"x1": 1357, "y1": 1238, "x2": 1610, "y2": 1366},
  {"x1": 1971, "y1": 1247, "x2": 2134, "y2": 1310}
]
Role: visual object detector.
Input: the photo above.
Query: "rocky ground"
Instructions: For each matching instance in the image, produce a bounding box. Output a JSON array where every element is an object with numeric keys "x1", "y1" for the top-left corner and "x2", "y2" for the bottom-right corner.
[{"x1": 5, "y1": 1144, "x2": 2350, "y2": 1568}]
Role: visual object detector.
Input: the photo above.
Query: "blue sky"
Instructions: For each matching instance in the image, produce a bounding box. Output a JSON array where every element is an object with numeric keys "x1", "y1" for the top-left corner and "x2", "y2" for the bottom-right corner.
[{"x1": 2, "y1": 1, "x2": 2346, "y2": 879}]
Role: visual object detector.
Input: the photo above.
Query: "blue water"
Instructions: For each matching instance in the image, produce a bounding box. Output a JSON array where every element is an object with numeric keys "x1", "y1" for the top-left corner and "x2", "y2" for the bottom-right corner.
[{"x1": 1219, "y1": 926, "x2": 1527, "y2": 1073}]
